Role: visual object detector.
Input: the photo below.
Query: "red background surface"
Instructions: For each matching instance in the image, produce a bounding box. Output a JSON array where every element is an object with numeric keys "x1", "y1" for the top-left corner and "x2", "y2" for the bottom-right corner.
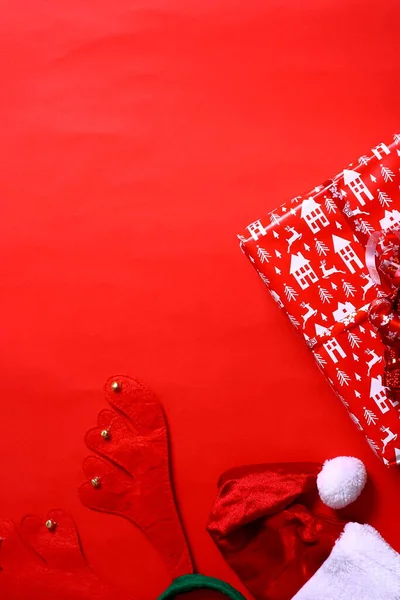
[{"x1": 1, "y1": 1, "x2": 400, "y2": 598}]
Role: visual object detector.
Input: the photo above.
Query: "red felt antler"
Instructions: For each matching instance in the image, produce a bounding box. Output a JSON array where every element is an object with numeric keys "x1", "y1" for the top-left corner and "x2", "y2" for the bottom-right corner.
[
  {"x1": 79, "y1": 375, "x2": 194, "y2": 581},
  {"x1": 0, "y1": 510, "x2": 131, "y2": 600}
]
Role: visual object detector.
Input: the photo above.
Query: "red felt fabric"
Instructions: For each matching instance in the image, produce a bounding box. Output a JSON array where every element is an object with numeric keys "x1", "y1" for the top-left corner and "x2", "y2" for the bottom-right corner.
[
  {"x1": 1, "y1": 2, "x2": 400, "y2": 599},
  {"x1": 0, "y1": 510, "x2": 130, "y2": 600},
  {"x1": 80, "y1": 376, "x2": 194, "y2": 581},
  {"x1": 207, "y1": 464, "x2": 345, "y2": 600}
]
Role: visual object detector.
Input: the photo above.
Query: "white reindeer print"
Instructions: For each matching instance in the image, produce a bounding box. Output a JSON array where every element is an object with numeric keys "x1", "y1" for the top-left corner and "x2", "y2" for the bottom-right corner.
[
  {"x1": 343, "y1": 200, "x2": 370, "y2": 218},
  {"x1": 300, "y1": 302, "x2": 317, "y2": 329},
  {"x1": 285, "y1": 226, "x2": 302, "y2": 253},
  {"x1": 366, "y1": 348, "x2": 383, "y2": 375},
  {"x1": 360, "y1": 273, "x2": 375, "y2": 300},
  {"x1": 381, "y1": 426, "x2": 397, "y2": 454},
  {"x1": 319, "y1": 260, "x2": 345, "y2": 278}
]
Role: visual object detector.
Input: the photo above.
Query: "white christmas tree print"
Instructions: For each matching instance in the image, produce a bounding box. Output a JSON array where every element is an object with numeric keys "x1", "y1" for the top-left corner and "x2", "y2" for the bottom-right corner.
[
  {"x1": 381, "y1": 164, "x2": 395, "y2": 182},
  {"x1": 275, "y1": 249, "x2": 282, "y2": 258},
  {"x1": 284, "y1": 284, "x2": 298, "y2": 302},
  {"x1": 275, "y1": 266, "x2": 281, "y2": 275},
  {"x1": 335, "y1": 221, "x2": 343, "y2": 229},
  {"x1": 304, "y1": 243, "x2": 311, "y2": 251},
  {"x1": 257, "y1": 247, "x2": 271, "y2": 263},
  {"x1": 377, "y1": 189, "x2": 392, "y2": 207},
  {"x1": 321, "y1": 313, "x2": 328, "y2": 321},
  {"x1": 325, "y1": 197, "x2": 337, "y2": 214},
  {"x1": 353, "y1": 353, "x2": 359, "y2": 361},
  {"x1": 281, "y1": 206, "x2": 287, "y2": 213},
  {"x1": 367, "y1": 437, "x2": 380, "y2": 454},
  {"x1": 273, "y1": 230, "x2": 279, "y2": 239},
  {"x1": 342, "y1": 280, "x2": 356, "y2": 297},
  {"x1": 370, "y1": 330, "x2": 377, "y2": 339},
  {"x1": 288, "y1": 314, "x2": 300, "y2": 329},
  {"x1": 314, "y1": 353, "x2": 327, "y2": 368},
  {"x1": 258, "y1": 272, "x2": 270, "y2": 286},
  {"x1": 370, "y1": 174, "x2": 377, "y2": 183},
  {"x1": 364, "y1": 408, "x2": 378, "y2": 425},
  {"x1": 270, "y1": 212, "x2": 280, "y2": 225},
  {"x1": 358, "y1": 155, "x2": 369, "y2": 166},
  {"x1": 359, "y1": 325, "x2": 366, "y2": 333},
  {"x1": 319, "y1": 287, "x2": 333, "y2": 303},
  {"x1": 355, "y1": 373, "x2": 362, "y2": 381},
  {"x1": 355, "y1": 390, "x2": 361, "y2": 398},
  {"x1": 337, "y1": 369, "x2": 351, "y2": 386},
  {"x1": 337, "y1": 394, "x2": 349, "y2": 407},
  {"x1": 354, "y1": 219, "x2": 374, "y2": 235},
  {"x1": 315, "y1": 239, "x2": 330, "y2": 256},
  {"x1": 348, "y1": 332, "x2": 361, "y2": 348}
]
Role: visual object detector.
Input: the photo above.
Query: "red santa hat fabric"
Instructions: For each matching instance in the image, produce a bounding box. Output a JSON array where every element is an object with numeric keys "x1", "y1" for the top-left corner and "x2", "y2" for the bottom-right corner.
[{"x1": 207, "y1": 462, "x2": 345, "y2": 600}]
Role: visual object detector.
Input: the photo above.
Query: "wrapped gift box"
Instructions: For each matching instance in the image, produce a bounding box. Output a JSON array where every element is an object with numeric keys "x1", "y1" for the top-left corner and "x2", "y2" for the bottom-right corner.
[{"x1": 240, "y1": 133, "x2": 400, "y2": 466}]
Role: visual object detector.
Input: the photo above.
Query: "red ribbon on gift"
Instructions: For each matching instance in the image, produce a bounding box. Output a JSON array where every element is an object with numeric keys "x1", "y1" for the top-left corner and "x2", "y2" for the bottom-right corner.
[
  {"x1": 366, "y1": 231, "x2": 400, "y2": 395},
  {"x1": 312, "y1": 230, "x2": 400, "y2": 402}
]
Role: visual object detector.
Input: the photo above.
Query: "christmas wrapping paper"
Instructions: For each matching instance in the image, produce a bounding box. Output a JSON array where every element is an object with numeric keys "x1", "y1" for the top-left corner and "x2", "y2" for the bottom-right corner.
[{"x1": 240, "y1": 133, "x2": 400, "y2": 466}]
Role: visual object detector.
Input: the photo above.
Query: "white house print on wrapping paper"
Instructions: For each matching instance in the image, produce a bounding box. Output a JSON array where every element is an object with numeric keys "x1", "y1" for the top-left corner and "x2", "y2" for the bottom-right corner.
[
  {"x1": 370, "y1": 375, "x2": 399, "y2": 414},
  {"x1": 323, "y1": 337, "x2": 346, "y2": 364},
  {"x1": 300, "y1": 198, "x2": 329, "y2": 234},
  {"x1": 246, "y1": 220, "x2": 266, "y2": 241},
  {"x1": 371, "y1": 143, "x2": 390, "y2": 160},
  {"x1": 379, "y1": 209, "x2": 400, "y2": 232},
  {"x1": 332, "y1": 234, "x2": 363, "y2": 274},
  {"x1": 290, "y1": 252, "x2": 318, "y2": 290},
  {"x1": 343, "y1": 169, "x2": 373, "y2": 206},
  {"x1": 315, "y1": 323, "x2": 331, "y2": 338},
  {"x1": 332, "y1": 301, "x2": 356, "y2": 323}
]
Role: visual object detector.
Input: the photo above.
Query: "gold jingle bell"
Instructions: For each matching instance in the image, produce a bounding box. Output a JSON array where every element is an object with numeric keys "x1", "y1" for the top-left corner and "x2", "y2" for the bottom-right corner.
[
  {"x1": 111, "y1": 380, "x2": 121, "y2": 392},
  {"x1": 45, "y1": 519, "x2": 56, "y2": 531}
]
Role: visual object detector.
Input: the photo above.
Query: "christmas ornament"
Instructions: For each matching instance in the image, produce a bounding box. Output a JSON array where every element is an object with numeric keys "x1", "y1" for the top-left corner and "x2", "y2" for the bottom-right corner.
[
  {"x1": 239, "y1": 133, "x2": 400, "y2": 466},
  {"x1": 317, "y1": 456, "x2": 367, "y2": 509}
]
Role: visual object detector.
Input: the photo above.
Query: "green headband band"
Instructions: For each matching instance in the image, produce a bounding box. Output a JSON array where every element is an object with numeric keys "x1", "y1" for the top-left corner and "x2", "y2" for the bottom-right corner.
[{"x1": 158, "y1": 574, "x2": 246, "y2": 600}]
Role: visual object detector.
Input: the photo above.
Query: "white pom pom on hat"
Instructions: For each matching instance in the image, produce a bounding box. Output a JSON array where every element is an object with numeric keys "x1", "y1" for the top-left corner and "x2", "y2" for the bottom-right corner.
[{"x1": 317, "y1": 456, "x2": 367, "y2": 509}]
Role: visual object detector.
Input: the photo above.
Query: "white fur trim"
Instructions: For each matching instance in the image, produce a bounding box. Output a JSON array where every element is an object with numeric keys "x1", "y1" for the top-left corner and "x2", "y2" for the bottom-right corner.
[
  {"x1": 317, "y1": 456, "x2": 367, "y2": 509},
  {"x1": 293, "y1": 522, "x2": 400, "y2": 599}
]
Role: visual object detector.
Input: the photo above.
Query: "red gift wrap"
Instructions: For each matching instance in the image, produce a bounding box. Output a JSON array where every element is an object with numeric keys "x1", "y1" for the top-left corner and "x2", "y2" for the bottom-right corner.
[{"x1": 240, "y1": 134, "x2": 400, "y2": 466}]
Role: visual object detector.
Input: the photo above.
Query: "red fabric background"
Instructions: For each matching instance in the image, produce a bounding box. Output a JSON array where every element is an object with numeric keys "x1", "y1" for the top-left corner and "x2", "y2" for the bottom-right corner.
[{"x1": 1, "y1": 1, "x2": 400, "y2": 598}]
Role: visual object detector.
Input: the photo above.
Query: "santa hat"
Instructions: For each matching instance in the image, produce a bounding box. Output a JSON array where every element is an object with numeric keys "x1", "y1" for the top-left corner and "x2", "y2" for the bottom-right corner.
[
  {"x1": 293, "y1": 521, "x2": 400, "y2": 599},
  {"x1": 207, "y1": 457, "x2": 368, "y2": 600}
]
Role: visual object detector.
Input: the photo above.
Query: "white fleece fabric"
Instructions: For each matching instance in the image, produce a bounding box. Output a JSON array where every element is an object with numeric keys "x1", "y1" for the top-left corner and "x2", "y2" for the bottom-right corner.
[{"x1": 293, "y1": 522, "x2": 400, "y2": 600}]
